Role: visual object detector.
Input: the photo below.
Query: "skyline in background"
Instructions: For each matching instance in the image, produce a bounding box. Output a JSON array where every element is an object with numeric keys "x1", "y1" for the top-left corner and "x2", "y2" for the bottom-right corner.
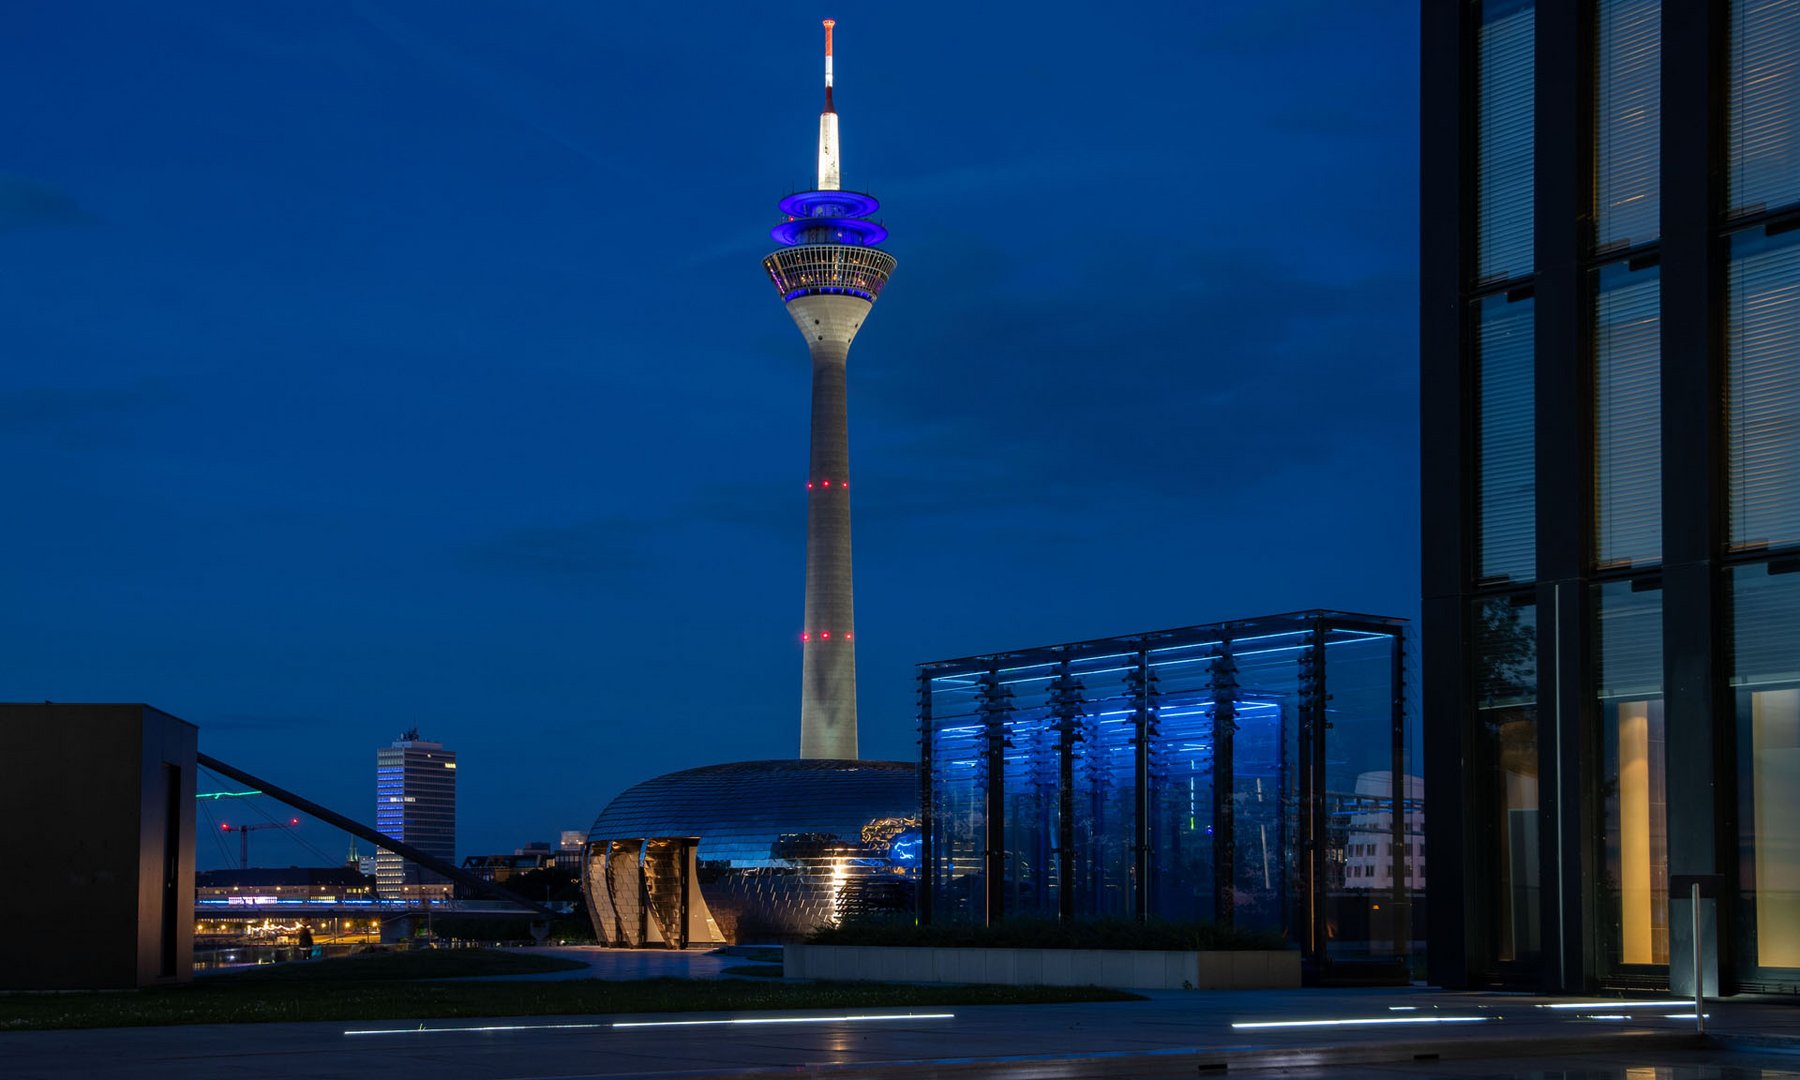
[{"x1": 0, "y1": 4, "x2": 1419, "y2": 868}]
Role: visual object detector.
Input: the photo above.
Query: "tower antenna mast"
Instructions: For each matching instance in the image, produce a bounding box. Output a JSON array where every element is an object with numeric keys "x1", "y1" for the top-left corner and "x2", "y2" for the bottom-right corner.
[{"x1": 818, "y1": 19, "x2": 840, "y2": 191}]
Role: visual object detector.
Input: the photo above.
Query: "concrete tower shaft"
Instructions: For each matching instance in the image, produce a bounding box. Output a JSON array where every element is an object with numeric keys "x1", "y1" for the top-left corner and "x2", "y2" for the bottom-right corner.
[
  {"x1": 762, "y1": 20, "x2": 893, "y2": 761},
  {"x1": 787, "y1": 293, "x2": 868, "y2": 759}
]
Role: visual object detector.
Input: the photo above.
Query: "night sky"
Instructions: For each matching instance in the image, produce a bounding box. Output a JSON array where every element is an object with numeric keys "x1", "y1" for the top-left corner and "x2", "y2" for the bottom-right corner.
[{"x1": 1, "y1": 3, "x2": 1419, "y2": 869}]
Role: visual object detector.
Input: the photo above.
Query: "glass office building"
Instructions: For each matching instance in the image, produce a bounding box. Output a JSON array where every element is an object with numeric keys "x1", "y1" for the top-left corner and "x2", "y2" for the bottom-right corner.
[
  {"x1": 583, "y1": 760, "x2": 918, "y2": 945},
  {"x1": 917, "y1": 611, "x2": 1414, "y2": 978},
  {"x1": 373, "y1": 731, "x2": 456, "y2": 899},
  {"x1": 1423, "y1": 0, "x2": 1800, "y2": 993}
]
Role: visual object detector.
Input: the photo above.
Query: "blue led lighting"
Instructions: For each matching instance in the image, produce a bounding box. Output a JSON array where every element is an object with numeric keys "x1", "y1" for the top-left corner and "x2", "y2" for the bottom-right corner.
[
  {"x1": 783, "y1": 285, "x2": 876, "y2": 302},
  {"x1": 780, "y1": 190, "x2": 881, "y2": 218},
  {"x1": 770, "y1": 216, "x2": 889, "y2": 247}
]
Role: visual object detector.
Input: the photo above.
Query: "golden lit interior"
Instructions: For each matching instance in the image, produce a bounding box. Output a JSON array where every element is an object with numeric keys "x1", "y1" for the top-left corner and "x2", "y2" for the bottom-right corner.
[
  {"x1": 1615, "y1": 700, "x2": 1667, "y2": 965},
  {"x1": 1618, "y1": 701, "x2": 1654, "y2": 964},
  {"x1": 1753, "y1": 688, "x2": 1800, "y2": 968}
]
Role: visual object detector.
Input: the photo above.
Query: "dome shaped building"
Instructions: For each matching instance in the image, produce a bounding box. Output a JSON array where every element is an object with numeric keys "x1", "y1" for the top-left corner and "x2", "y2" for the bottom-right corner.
[{"x1": 583, "y1": 760, "x2": 918, "y2": 945}]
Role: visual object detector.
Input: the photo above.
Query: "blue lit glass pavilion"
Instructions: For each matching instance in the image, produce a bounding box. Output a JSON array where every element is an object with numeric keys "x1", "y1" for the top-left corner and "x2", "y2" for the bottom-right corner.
[{"x1": 918, "y1": 611, "x2": 1415, "y2": 978}]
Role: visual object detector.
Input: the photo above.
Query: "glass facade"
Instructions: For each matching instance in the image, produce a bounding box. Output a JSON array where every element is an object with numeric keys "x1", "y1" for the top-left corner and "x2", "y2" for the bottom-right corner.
[
  {"x1": 584, "y1": 759, "x2": 918, "y2": 943},
  {"x1": 1731, "y1": 563, "x2": 1800, "y2": 975},
  {"x1": 1594, "y1": 261, "x2": 1662, "y2": 568},
  {"x1": 373, "y1": 735, "x2": 456, "y2": 898},
  {"x1": 1427, "y1": 0, "x2": 1800, "y2": 994},
  {"x1": 920, "y1": 611, "x2": 1412, "y2": 974},
  {"x1": 1477, "y1": 293, "x2": 1537, "y2": 584},
  {"x1": 1595, "y1": 0, "x2": 1662, "y2": 252},
  {"x1": 1472, "y1": 596, "x2": 1539, "y2": 964},
  {"x1": 1728, "y1": 0, "x2": 1800, "y2": 218},
  {"x1": 1477, "y1": 0, "x2": 1536, "y2": 283},
  {"x1": 1727, "y1": 227, "x2": 1800, "y2": 553},
  {"x1": 1595, "y1": 581, "x2": 1666, "y2": 970}
]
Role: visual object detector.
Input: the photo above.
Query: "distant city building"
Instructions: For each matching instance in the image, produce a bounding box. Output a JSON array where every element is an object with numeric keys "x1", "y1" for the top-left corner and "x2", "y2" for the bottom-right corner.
[
  {"x1": 345, "y1": 837, "x2": 376, "y2": 878},
  {"x1": 196, "y1": 867, "x2": 375, "y2": 901},
  {"x1": 1343, "y1": 773, "x2": 1425, "y2": 893},
  {"x1": 193, "y1": 867, "x2": 379, "y2": 948},
  {"x1": 460, "y1": 850, "x2": 553, "y2": 885},
  {"x1": 374, "y1": 730, "x2": 456, "y2": 899},
  {"x1": 557, "y1": 830, "x2": 585, "y2": 874},
  {"x1": 1423, "y1": 2, "x2": 1800, "y2": 994},
  {"x1": 918, "y1": 612, "x2": 1414, "y2": 979}
]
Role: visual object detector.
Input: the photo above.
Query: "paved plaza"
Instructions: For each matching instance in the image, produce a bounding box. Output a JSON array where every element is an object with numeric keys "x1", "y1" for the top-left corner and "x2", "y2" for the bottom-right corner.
[{"x1": 6, "y1": 953, "x2": 1800, "y2": 1080}]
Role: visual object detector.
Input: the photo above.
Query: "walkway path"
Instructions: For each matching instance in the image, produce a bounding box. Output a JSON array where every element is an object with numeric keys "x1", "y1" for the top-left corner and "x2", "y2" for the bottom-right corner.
[{"x1": 5, "y1": 982, "x2": 1796, "y2": 1079}]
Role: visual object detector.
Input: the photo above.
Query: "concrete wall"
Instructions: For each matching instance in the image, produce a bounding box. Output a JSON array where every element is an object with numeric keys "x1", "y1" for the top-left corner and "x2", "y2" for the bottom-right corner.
[
  {"x1": 784, "y1": 944, "x2": 1301, "y2": 990},
  {"x1": 0, "y1": 703, "x2": 196, "y2": 988}
]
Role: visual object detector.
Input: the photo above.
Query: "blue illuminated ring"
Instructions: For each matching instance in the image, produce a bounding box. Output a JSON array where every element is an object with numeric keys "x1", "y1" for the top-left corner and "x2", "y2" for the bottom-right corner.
[
  {"x1": 779, "y1": 190, "x2": 881, "y2": 218},
  {"x1": 770, "y1": 217, "x2": 889, "y2": 247}
]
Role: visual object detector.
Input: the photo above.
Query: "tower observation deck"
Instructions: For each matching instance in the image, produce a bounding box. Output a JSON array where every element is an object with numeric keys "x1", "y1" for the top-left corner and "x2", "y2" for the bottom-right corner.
[{"x1": 764, "y1": 19, "x2": 895, "y2": 760}]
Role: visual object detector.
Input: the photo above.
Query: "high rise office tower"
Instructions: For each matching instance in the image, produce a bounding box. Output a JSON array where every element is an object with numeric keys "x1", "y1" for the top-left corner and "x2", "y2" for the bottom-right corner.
[
  {"x1": 1423, "y1": 1, "x2": 1800, "y2": 995},
  {"x1": 763, "y1": 19, "x2": 896, "y2": 759},
  {"x1": 374, "y1": 729, "x2": 457, "y2": 898}
]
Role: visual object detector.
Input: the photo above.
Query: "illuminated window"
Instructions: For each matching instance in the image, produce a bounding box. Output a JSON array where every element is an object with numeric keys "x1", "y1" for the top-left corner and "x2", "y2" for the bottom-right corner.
[
  {"x1": 1597, "y1": 580, "x2": 1666, "y2": 967},
  {"x1": 1732, "y1": 562, "x2": 1800, "y2": 971}
]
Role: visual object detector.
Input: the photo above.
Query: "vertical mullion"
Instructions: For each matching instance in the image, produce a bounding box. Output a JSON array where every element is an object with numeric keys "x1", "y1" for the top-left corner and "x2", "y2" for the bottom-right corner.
[
  {"x1": 1535, "y1": 0, "x2": 1599, "y2": 993},
  {"x1": 1423, "y1": 0, "x2": 1480, "y2": 990},
  {"x1": 1664, "y1": 0, "x2": 1731, "y2": 995}
]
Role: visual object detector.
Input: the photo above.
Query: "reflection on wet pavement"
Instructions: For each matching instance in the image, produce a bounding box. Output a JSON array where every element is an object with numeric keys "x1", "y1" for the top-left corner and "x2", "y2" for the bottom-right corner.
[{"x1": 1121, "y1": 1051, "x2": 1800, "y2": 1080}]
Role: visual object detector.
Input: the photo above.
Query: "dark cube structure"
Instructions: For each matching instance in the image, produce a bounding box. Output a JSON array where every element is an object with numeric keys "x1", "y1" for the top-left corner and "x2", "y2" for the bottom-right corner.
[{"x1": 0, "y1": 703, "x2": 197, "y2": 988}]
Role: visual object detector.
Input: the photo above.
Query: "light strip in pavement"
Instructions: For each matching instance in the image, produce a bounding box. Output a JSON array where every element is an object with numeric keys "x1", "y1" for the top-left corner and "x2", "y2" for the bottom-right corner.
[
  {"x1": 347, "y1": 1023, "x2": 608, "y2": 1036},
  {"x1": 1539, "y1": 1001, "x2": 1691, "y2": 1010},
  {"x1": 1232, "y1": 1016, "x2": 1492, "y2": 1030},
  {"x1": 344, "y1": 1013, "x2": 954, "y2": 1038},
  {"x1": 613, "y1": 1013, "x2": 955, "y2": 1029}
]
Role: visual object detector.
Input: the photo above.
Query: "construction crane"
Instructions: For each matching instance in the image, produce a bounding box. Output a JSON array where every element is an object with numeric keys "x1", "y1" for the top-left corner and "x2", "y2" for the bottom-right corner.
[{"x1": 220, "y1": 818, "x2": 299, "y2": 870}]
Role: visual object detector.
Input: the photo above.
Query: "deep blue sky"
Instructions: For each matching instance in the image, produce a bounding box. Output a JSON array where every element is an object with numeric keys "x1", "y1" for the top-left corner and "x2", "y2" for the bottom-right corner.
[{"x1": 1, "y1": 3, "x2": 1419, "y2": 869}]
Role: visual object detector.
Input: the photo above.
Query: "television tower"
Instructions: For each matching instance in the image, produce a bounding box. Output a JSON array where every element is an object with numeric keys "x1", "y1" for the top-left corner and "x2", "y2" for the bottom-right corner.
[{"x1": 764, "y1": 19, "x2": 896, "y2": 759}]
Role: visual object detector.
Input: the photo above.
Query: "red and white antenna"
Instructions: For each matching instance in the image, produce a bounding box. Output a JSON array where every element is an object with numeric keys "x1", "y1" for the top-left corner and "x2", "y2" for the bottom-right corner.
[
  {"x1": 817, "y1": 19, "x2": 841, "y2": 191},
  {"x1": 823, "y1": 19, "x2": 835, "y2": 111}
]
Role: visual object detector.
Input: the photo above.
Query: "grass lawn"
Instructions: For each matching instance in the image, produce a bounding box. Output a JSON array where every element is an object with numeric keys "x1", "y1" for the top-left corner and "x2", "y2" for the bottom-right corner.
[
  {"x1": 0, "y1": 950, "x2": 1141, "y2": 1031},
  {"x1": 209, "y1": 948, "x2": 590, "y2": 982}
]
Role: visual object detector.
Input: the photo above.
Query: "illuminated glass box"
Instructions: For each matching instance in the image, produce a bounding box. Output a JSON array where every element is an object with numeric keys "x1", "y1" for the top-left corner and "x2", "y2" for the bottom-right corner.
[{"x1": 918, "y1": 611, "x2": 1413, "y2": 977}]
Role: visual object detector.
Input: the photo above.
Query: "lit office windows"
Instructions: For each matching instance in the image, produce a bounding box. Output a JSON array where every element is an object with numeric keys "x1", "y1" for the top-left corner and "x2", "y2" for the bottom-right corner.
[
  {"x1": 1596, "y1": 581, "x2": 1666, "y2": 968},
  {"x1": 1477, "y1": 293, "x2": 1537, "y2": 584},
  {"x1": 1474, "y1": 596, "x2": 1539, "y2": 963},
  {"x1": 1731, "y1": 562, "x2": 1800, "y2": 972},
  {"x1": 1477, "y1": 0, "x2": 1536, "y2": 283},
  {"x1": 1726, "y1": 228, "x2": 1800, "y2": 552},
  {"x1": 1594, "y1": 262, "x2": 1662, "y2": 568},
  {"x1": 1729, "y1": 0, "x2": 1800, "y2": 218},
  {"x1": 1595, "y1": 0, "x2": 1661, "y2": 251}
]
